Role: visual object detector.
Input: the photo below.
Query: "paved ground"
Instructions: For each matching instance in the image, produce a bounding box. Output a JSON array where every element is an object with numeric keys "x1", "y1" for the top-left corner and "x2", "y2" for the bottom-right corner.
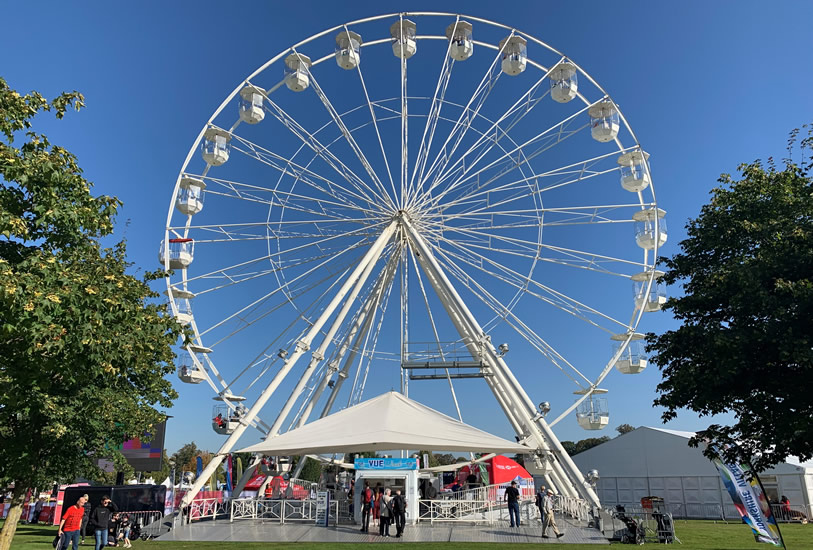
[{"x1": 161, "y1": 517, "x2": 609, "y2": 544}]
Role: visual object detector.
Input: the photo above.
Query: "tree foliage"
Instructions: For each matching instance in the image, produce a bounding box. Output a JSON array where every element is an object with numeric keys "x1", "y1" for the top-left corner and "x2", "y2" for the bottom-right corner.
[
  {"x1": 171, "y1": 442, "x2": 201, "y2": 474},
  {"x1": 0, "y1": 77, "x2": 182, "y2": 550},
  {"x1": 648, "y1": 126, "x2": 813, "y2": 470},
  {"x1": 560, "y1": 436, "x2": 610, "y2": 456},
  {"x1": 615, "y1": 424, "x2": 636, "y2": 436}
]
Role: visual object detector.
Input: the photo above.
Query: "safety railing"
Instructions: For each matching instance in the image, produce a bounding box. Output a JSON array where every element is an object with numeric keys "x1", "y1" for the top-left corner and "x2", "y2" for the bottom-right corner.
[
  {"x1": 554, "y1": 495, "x2": 591, "y2": 521},
  {"x1": 187, "y1": 497, "x2": 228, "y2": 522},
  {"x1": 605, "y1": 508, "x2": 680, "y2": 544},
  {"x1": 770, "y1": 503, "x2": 809, "y2": 523},
  {"x1": 230, "y1": 497, "x2": 351, "y2": 524},
  {"x1": 611, "y1": 501, "x2": 812, "y2": 523},
  {"x1": 417, "y1": 498, "x2": 541, "y2": 525},
  {"x1": 440, "y1": 479, "x2": 535, "y2": 503},
  {"x1": 115, "y1": 511, "x2": 164, "y2": 540}
]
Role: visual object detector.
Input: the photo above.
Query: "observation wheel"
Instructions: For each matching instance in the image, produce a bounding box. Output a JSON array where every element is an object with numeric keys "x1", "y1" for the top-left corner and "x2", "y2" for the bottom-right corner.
[{"x1": 162, "y1": 12, "x2": 666, "y2": 508}]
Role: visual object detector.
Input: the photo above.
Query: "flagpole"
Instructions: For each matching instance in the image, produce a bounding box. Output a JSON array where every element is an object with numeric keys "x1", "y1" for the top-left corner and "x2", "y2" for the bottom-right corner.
[{"x1": 752, "y1": 469, "x2": 787, "y2": 550}]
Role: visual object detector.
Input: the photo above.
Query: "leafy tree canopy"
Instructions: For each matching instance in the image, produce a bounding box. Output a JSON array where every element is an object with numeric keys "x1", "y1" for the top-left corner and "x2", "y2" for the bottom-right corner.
[
  {"x1": 171, "y1": 442, "x2": 201, "y2": 474},
  {"x1": 560, "y1": 436, "x2": 610, "y2": 456},
  {"x1": 615, "y1": 424, "x2": 636, "y2": 436},
  {"x1": 0, "y1": 77, "x2": 182, "y2": 550},
  {"x1": 648, "y1": 126, "x2": 813, "y2": 471}
]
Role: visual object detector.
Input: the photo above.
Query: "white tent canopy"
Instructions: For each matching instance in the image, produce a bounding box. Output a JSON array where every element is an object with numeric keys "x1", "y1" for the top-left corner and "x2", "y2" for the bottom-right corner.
[{"x1": 237, "y1": 391, "x2": 532, "y2": 456}]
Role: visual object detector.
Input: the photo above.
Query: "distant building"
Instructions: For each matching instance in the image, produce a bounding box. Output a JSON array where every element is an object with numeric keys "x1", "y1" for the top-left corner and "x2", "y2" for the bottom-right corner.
[{"x1": 571, "y1": 427, "x2": 812, "y2": 520}]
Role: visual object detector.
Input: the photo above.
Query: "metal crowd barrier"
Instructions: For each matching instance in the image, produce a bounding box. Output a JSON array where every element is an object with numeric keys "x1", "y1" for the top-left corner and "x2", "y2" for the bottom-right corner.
[
  {"x1": 611, "y1": 501, "x2": 810, "y2": 523},
  {"x1": 604, "y1": 507, "x2": 680, "y2": 544},
  {"x1": 230, "y1": 498, "x2": 350, "y2": 524},
  {"x1": 770, "y1": 503, "x2": 809, "y2": 523},
  {"x1": 116, "y1": 511, "x2": 164, "y2": 540}
]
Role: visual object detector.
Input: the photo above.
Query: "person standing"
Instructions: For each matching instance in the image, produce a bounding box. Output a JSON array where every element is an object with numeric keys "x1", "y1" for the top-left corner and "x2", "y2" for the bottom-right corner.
[
  {"x1": 57, "y1": 495, "x2": 87, "y2": 550},
  {"x1": 505, "y1": 480, "x2": 521, "y2": 527},
  {"x1": 379, "y1": 488, "x2": 393, "y2": 537},
  {"x1": 117, "y1": 514, "x2": 132, "y2": 548},
  {"x1": 80, "y1": 494, "x2": 92, "y2": 545},
  {"x1": 392, "y1": 488, "x2": 407, "y2": 538},
  {"x1": 90, "y1": 495, "x2": 118, "y2": 550},
  {"x1": 541, "y1": 489, "x2": 564, "y2": 539},
  {"x1": 372, "y1": 486, "x2": 382, "y2": 529},
  {"x1": 359, "y1": 482, "x2": 373, "y2": 533},
  {"x1": 535, "y1": 485, "x2": 546, "y2": 525},
  {"x1": 32, "y1": 497, "x2": 44, "y2": 524}
]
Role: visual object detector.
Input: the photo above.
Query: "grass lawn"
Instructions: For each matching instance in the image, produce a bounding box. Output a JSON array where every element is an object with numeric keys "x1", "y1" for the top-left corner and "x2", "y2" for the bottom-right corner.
[{"x1": 2, "y1": 519, "x2": 810, "y2": 549}]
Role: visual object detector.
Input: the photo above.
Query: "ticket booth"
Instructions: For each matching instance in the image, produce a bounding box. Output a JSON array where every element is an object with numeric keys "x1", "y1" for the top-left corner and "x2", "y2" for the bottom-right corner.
[{"x1": 354, "y1": 457, "x2": 420, "y2": 525}]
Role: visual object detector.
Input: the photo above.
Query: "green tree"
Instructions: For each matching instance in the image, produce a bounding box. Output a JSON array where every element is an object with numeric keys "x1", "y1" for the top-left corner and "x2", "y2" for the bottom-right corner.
[
  {"x1": 615, "y1": 424, "x2": 636, "y2": 436},
  {"x1": 418, "y1": 450, "x2": 440, "y2": 468},
  {"x1": 560, "y1": 440, "x2": 577, "y2": 456},
  {"x1": 0, "y1": 78, "x2": 182, "y2": 550},
  {"x1": 560, "y1": 436, "x2": 610, "y2": 456},
  {"x1": 291, "y1": 456, "x2": 322, "y2": 483},
  {"x1": 574, "y1": 437, "x2": 610, "y2": 454},
  {"x1": 171, "y1": 442, "x2": 200, "y2": 475},
  {"x1": 648, "y1": 126, "x2": 813, "y2": 470},
  {"x1": 433, "y1": 453, "x2": 460, "y2": 466}
]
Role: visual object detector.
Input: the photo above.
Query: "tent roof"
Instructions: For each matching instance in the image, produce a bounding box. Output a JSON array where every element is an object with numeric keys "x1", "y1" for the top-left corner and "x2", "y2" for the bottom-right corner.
[{"x1": 237, "y1": 391, "x2": 531, "y2": 456}]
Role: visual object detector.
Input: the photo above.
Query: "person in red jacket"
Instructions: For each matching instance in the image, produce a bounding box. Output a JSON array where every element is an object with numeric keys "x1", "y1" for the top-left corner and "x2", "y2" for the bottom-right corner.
[{"x1": 58, "y1": 495, "x2": 88, "y2": 550}]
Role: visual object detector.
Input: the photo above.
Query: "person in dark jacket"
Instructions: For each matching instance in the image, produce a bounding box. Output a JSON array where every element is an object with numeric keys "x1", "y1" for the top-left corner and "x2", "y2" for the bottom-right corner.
[
  {"x1": 90, "y1": 495, "x2": 118, "y2": 550},
  {"x1": 80, "y1": 494, "x2": 91, "y2": 544},
  {"x1": 391, "y1": 489, "x2": 407, "y2": 538}
]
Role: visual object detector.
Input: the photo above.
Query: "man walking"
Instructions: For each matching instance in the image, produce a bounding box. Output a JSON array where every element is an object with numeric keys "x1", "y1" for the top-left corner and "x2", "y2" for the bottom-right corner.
[
  {"x1": 541, "y1": 489, "x2": 564, "y2": 539},
  {"x1": 392, "y1": 488, "x2": 407, "y2": 538},
  {"x1": 90, "y1": 495, "x2": 118, "y2": 550},
  {"x1": 57, "y1": 495, "x2": 87, "y2": 550},
  {"x1": 359, "y1": 481, "x2": 373, "y2": 533},
  {"x1": 505, "y1": 480, "x2": 520, "y2": 527}
]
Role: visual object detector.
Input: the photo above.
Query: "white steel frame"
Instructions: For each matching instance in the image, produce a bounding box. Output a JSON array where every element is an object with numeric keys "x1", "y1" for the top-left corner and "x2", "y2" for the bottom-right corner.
[{"x1": 163, "y1": 12, "x2": 664, "y2": 513}]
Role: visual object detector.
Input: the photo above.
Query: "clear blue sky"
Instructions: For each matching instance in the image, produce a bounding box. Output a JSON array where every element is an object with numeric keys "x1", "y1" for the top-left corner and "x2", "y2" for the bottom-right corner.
[{"x1": 5, "y1": 1, "x2": 812, "y2": 457}]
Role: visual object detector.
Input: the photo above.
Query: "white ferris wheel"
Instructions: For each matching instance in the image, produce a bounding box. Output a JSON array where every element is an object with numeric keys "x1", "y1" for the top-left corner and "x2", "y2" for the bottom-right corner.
[{"x1": 162, "y1": 12, "x2": 666, "y2": 507}]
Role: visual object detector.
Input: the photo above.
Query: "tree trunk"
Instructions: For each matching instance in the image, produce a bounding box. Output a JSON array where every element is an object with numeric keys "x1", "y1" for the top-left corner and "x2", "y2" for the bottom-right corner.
[{"x1": 0, "y1": 484, "x2": 27, "y2": 550}]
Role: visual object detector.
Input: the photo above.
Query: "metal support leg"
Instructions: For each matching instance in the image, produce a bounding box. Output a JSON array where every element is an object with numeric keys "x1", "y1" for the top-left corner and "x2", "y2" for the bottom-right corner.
[{"x1": 180, "y1": 221, "x2": 398, "y2": 508}]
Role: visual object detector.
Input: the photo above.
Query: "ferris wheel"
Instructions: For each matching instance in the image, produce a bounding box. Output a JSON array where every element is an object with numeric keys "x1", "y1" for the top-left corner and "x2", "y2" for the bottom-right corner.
[{"x1": 162, "y1": 12, "x2": 666, "y2": 507}]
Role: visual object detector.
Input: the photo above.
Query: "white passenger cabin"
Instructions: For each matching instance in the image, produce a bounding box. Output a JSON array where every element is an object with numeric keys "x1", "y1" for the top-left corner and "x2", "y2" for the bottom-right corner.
[
  {"x1": 445, "y1": 21, "x2": 473, "y2": 61},
  {"x1": 499, "y1": 36, "x2": 527, "y2": 76},
  {"x1": 174, "y1": 297, "x2": 194, "y2": 325},
  {"x1": 159, "y1": 238, "x2": 194, "y2": 270},
  {"x1": 212, "y1": 404, "x2": 242, "y2": 435},
  {"x1": 335, "y1": 30, "x2": 362, "y2": 69},
  {"x1": 285, "y1": 53, "x2": 312, "y2": 92},
  {"x1": 549, "y1": 61, "x2": 578, "y2": 103},
  {"x1": 612, "y1": 332, "x2": 647, "y2": 374},
  {"x1": 201, "y1": 127, "x2": 231, "y2": 166},
  {"x1": 178, "y1": 359, "x2": 205, "y2": 384},
  {"x1": 575, "y1": 390, "x2": 609, "y2": 430},
  {"x1": 632, "y1": 270, "x2": 666, "y2": 312},
  {"x1": 618, "y1": 150, "x2": 651, "y2": 192},
  {"x1": 175, "y1": 176, "x2": 205, "y2": 216},
  {"x1": 633, "y1": 208, "x2": 668, "y2": 250},
  {"x1": 390, "y1": 19, "x2": 417, "y2": 59},
  {"x1": 238, "y1": 85, "x2": 265, "y2": 124},
  {"x1": 588, "y1": 100, "x2": 619, "y2": 143}
]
